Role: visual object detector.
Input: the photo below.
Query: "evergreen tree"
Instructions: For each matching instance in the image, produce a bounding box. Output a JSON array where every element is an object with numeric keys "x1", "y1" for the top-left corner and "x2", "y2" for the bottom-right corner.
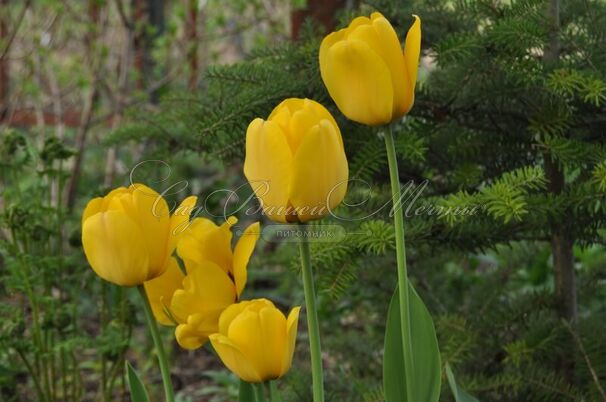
[{"x1": 109, "y1": 0, "x2": 606, "y2": 399}]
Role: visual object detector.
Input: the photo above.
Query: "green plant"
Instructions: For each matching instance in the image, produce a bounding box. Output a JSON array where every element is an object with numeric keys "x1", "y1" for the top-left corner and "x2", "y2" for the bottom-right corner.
[{"x1": 0, "y1": 130, "x2": 132, "y2": 401}]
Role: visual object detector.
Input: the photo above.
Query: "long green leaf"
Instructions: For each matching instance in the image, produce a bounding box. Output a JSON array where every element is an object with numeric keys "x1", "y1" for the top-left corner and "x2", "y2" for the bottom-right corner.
[
  {"x1": 445, "y1": 363, "x2": 480, "y2": 402},
  {"x1": 126, "y1": 361, "x2": 150, "y2": 402},
  {"x1": 383, "y1": 283, "x2": 441, "y2": 402},
  {"x1": 239, "y1": 379, "x2": 255, "y2": 402}
]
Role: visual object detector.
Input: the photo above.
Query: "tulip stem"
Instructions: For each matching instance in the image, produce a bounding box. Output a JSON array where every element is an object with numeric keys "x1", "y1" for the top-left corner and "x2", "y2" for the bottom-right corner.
[
  {"x1": 268, "y1": 381, "x2": 282, "y2": 402},
  {"x1": 298, "y1": 227, "x2": 325, "y2": 402},
  {"x1": 136, "y1": 285, "x2": 175, "y2": 402},
  {"x1": 254, "y1": 383, "x2": 267, "y2": 402},
  {"x1": 384, "y1": 125, "x2": 415, "y2": 402}
]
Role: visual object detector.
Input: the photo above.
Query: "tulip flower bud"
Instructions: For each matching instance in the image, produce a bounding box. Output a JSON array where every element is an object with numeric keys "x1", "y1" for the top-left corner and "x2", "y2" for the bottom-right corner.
[
  {"x1": 319, "y1": 13, "x2": 421, "y2": 126},
  {"x1": 209, "y1": 299, "x2": 300, "y2": 383},
  {"x1": 81, "y1": 183, "x2": 197, "y2": 287},
  {"x1": 244, "y1": 98, "x2": 349, "y2": 223}
]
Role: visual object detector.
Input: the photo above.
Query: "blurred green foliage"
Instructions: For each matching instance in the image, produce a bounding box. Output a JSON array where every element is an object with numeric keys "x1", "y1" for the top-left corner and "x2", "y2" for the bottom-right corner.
[{"x1": 2, "y1": 0, "x2": 606, "y2": 401}]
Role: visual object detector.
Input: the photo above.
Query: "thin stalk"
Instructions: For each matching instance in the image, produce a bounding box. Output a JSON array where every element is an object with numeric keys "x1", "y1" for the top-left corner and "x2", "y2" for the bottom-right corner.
[
  {"x1": 49, "y1": 331, "x2": 56, "y2": 401},
  {"x1": 106, "y1": 346, "x2": 128, "y2": 399},
  {"x1": 119, "y1": 288, "x2": 129, "y2": 400},
  {"x1": 136, "y1": 285, "x2": 175, "y2": 402},
  {"x1": 268, "y1": 381, "x2": 282, "y2": 402},
  {"x1": 70, "y1": 352, "x2": 77, "y2": 402},
  {"x1": 100, "y1": 345, "x2": 107, "y2": 400},
  {"x1": 100, "y1": 282, "x2": 108, "y2": 401},
  {"x1": 42, "y1": 328, "x2": 51, "y2": 402},
  {"x1": 384, "y1": 124, "x2": 415, "y2": 401},
  {"x1": 254, "y1": 383, "x2": 267, "y2": 402},
  {"x1": 107, "y1": 290, "x2": 131, "y2": 397},
  {"x1": 297, "y1": 227, "x2": 324, "y2": 402},
  {"x1": 15, "y1": 347, "x2": 45, "y2": 401},
  {"x1": 70, "y1": 305, "x2": 79, "y2": 402},
  {"x1": 11, "y1": 228, "x2": 45, "y2": 397},
  {"x1": 60, "y1": 346, "x2": 68, "y2": 402}
]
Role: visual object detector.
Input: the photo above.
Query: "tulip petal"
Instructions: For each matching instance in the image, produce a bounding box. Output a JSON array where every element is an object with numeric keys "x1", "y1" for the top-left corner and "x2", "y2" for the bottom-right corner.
[
  {"x1": 345, "y1": 15, "x2": 372, "y2": 33},
  {"x1": 364, "y1": 12, "x2": 410, "y2": 118},
  {"x1": 282, "y1": 306, "x2": 301, "y2": 376},
  {"x1": 287, "y1": 108, "x2": 317, "y2": 152},
  {"x1": 268, "y1": 100, "x2": 298, "y2": 151},
  {"x1": 232, "y1": 222, "x2": 261, "y2": 297},
  {"x1": 82, "y1": 197, "x2": 103, "y2": 226},
  {"x1": 143, "y1": 257, "x2": 184, "y2": 325},
  {"x1": 258, "y1": 306, "x2": 288, "y2": 378},
  {"x1": 289, "y1": 120, "x2": 349, "y2": 222},
  {"x1": 244, "y1": 119, "x2": 294, "y2": 223},
  {"x1": 210, "y1": 334, "x2": 263, "y2": 383},
  {"x1": 177, "y1": 217, "x2": 236, "y2": 274},
  {"x1": 128, "y1": 184, "x2": 171, "y2": 277},
  {"x1": 170, "y1": 260, "x2": 236, "y2": 324},
  {"x1": 218, "y1": 303, "x2": 249, "y2": 336},
  {"x1": 320, "y1": 39, "x2": 394, "y2": 125},
  {"x1": 82, "y1": 210, "x2": 149, "y2": 286},
  {"x1": 268, "y1": 102, "x2": 292, "y2": 133},
  {"x1": 305, "y1": 99, "x2": 343, "y2": 149},
  {"x1": 227, "y1": 309, "x2": 284, "y2": 380},
  {"x1": 268, "y1": 98, "x2": 303, "y2": 118},
  {"x1": 104, "y1": 184, "x2": 169, "y2": 279},
  {"x1": 218, "y1": 299, "x2": 274, "y2": 335},
  {"x1": 269, "y1": 98, "x2": 343, "y2": 151},
  {"x1": 175, "y1": 321, "x2": 209, "y2": 350},
  {"x1": 175, "y1": 312, "x2": 223, "y2": 349},
  {"x1": 102, "y1": 187, "x2": 129, "y2": 210},
  {"x1": 319, "y1": 30, "x2": 344, "y2": 74},
  {"x1": 403, "y1": 15, "x2": 422, "y2": 114}
]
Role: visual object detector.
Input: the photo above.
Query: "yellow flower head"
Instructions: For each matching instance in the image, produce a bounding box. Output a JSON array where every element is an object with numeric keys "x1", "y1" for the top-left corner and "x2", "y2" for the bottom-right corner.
[
  {"x1": 244, "y1": 98, "x2": 349, "y2": 223},
  {"x1": 209, "y1": 299, "x2": 300, "y2": 383},
  {"x1": 319, "y1": 12, "x2": 421, "y2": 126},
  {"x1": 81, "y1": 183, "x2": 197, "y2": 287},
  {"x1": 143, "y1": 217, "x2": 261, "y2": 349}
]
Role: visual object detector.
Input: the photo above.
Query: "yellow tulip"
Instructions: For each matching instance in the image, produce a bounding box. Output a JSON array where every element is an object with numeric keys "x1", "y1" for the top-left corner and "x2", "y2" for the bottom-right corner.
[
  {"x1": 144, "y1": 217, "x2": 261, "y2": 349},
  {"x1": 81, "y1": 183, "x2": 197, "y2": 287},
  {"x1": 142, "y1": 256, "x2": 184, "y2": 325},
  {"x1": 177, "y1": 216, "x2": 259, "y2": 297},
  {"x1": 319, "y1": 12, "x2": 421, "y2": 126},
  {"x1": 244, "y1": 98, "x2": 349, "y2": 223},
  {"x1": 209, "y1": 299, "x2": 300, "y2": 383}
]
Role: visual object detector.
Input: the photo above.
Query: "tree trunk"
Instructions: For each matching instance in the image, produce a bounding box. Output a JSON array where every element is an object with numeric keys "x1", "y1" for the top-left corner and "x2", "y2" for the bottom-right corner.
[
  {"x1": 0, "y1": 0, "x2": 10, "y2": 117},
  {"x1": 291, "y1": 0, "x2": 345, "y2": 40},
  {"x1": 186, "y1": 0, "x2": 198, "y2": 90},
  {"x1": 132, "y1": 0, "x2": 147, "y2": 90},
  {"x1": 543, "y1": 0, "x2": 577, "y2": 324},
  {"x1": 543, "y1": 0, "x2": 577, "y2": 383},
  {"x1": 544, "y1": 158, "x2": 578, "y2": 322},
  {"x1": 146, "y1": 0, "x2": 164, "y2": 94},
  {"x1": 65, "y1": 0, "x2": 100, "y2": 209},
  {"x1": 132, "y1": 0, "x2": 164, "y2": 96}
]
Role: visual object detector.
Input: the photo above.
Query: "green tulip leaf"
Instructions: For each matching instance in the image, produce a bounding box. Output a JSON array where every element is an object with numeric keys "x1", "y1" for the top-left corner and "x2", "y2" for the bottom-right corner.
[
  {"x1": 125, "y1": 361, "x2": 150, "y2": 402},
  {"x1": 383, "y1": 283, "x2": 441, "y2": 402},
  {"x1": 239, "y1": 379, "x2": 255, "y2": 402},
  {"x1": 445, "y1": 363, "x2": 480, "y2": 402}
]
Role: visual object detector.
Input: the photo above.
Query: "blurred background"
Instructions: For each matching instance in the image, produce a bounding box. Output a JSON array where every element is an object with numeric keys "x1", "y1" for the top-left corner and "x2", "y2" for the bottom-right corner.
[{"x1": 1, "y1": 0, "x2": 605, "y2": 401}]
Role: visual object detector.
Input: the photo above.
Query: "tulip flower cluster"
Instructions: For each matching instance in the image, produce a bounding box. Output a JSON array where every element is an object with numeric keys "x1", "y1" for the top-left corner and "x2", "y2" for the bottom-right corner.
[
  {"x1": 82, "y1": 184, "x2": 301, "y2": 390},
  {"x1": 145, "y1": 216, "x2": 260, "y2": 349},
  {"x1": 82, "y1": 9, "x2": 426, "y2": 402}
]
